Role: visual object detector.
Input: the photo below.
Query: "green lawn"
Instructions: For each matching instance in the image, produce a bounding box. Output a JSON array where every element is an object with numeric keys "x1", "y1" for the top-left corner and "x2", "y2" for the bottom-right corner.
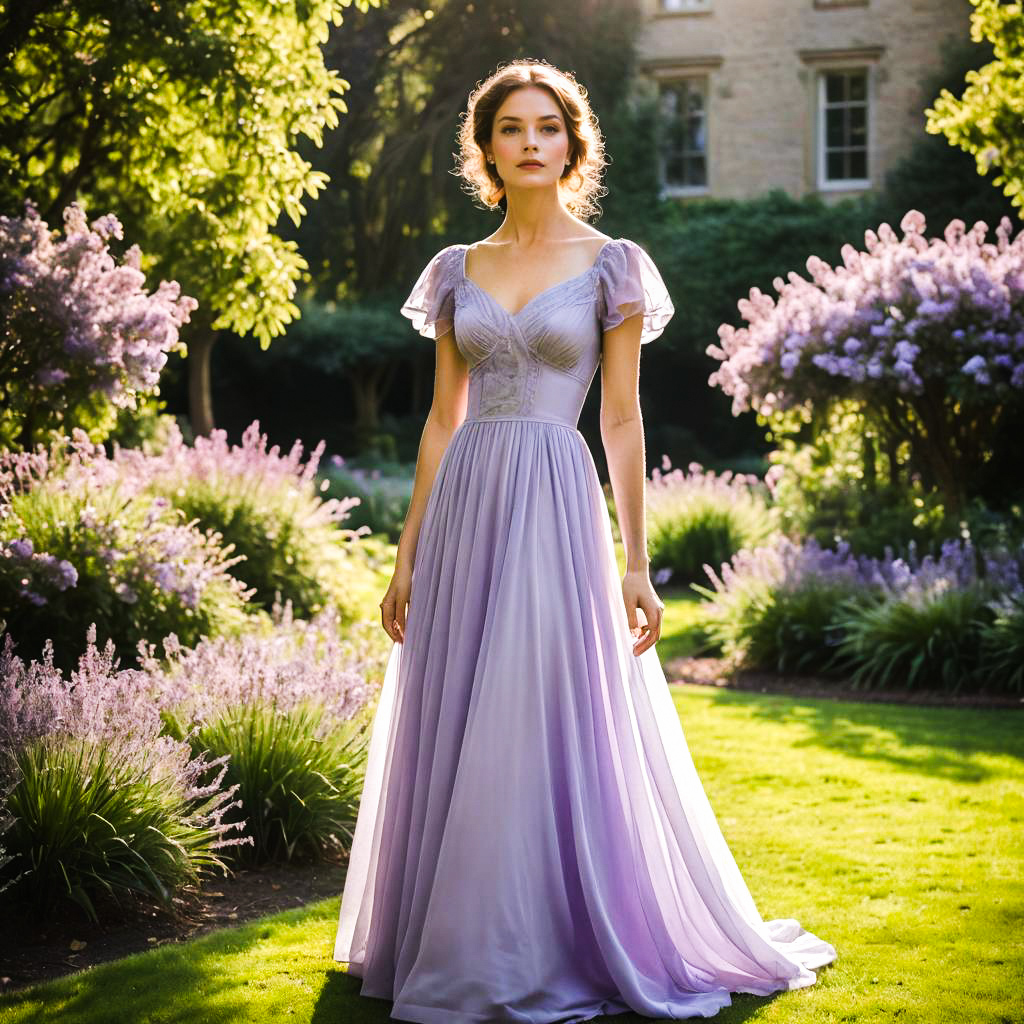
[{"x1": 1, "y1": 682, "x2": 1020, "y2": 1024}]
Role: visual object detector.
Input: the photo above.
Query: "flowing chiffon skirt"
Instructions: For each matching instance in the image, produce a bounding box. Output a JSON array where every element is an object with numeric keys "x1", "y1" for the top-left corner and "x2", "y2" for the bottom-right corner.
[{"x1": 333, "y1": 415, "x2": 835, "y2": 1023}]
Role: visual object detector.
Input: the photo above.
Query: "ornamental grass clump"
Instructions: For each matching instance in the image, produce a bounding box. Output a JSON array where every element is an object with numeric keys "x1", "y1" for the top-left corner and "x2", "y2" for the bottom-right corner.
[
  {"x1": 138, "y1": 602, "x2": 382, "y2": 866},
  {"x1": 0, "y1": 430, "x2": 254, "y2": 673},
  {"x1": 831, "y1": 539, "x2": 1024, "y2": 693},
  {"x1": 0, "y1": 626, "x2": 248, "y2": 923},
  {"x1": 645, "y1": 456, "x2": 778, "y2": 585},
  {"x1": 113, "y1": 419, "x2": 372, "y2": 622}
]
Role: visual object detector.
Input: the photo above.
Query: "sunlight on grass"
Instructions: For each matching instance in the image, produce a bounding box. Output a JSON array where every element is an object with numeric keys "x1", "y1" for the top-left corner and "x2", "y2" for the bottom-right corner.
[{"x1": 1, "y1": 686, "x2": 1019, "y2": 1024}]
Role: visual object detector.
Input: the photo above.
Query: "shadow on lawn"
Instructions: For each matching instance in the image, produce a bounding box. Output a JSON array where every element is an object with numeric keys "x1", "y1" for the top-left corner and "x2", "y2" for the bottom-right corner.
[
  {"x1": 314, "y1": 969, "x2": 784, "y2": 1024},
  {"x1": 704, "y1": 688, "x2": 1024, "y2": 783},
  {"x1": 0, "y1": 925, "x2": 276, "y2": 1024}
]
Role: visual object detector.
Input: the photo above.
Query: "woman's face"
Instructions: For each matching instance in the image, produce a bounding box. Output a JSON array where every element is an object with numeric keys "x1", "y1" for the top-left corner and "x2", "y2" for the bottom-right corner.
[{"x1": 486, "y1": 85, "x2": 571, "y2": 190}]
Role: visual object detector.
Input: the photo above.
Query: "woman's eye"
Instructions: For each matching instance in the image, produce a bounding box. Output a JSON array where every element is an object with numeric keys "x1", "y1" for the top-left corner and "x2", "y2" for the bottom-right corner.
[{"x1": 499, "y1": 124, "x2": 560, "y2": 134}]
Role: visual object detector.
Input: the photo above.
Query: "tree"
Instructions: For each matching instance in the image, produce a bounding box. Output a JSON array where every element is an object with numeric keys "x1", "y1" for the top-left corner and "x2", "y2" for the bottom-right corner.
[
  {"x1": 926, "y1": 0, "x2": 1024, "y2": 215},
  {"x1": 0, "y1": 0, "x2": 376, "y2": 436}
]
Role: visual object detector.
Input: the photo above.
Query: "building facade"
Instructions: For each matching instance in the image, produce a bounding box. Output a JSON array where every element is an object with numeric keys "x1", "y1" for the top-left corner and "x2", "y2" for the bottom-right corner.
[{"x1": 634, "y1": 0, "x2": 972, "y2": 203}]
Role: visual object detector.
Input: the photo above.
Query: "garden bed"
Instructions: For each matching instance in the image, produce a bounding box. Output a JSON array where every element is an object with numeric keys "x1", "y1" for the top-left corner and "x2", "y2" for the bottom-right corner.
[
  {"x1": 665, "y1": 655, "x2": 1024, "y2": 709},
  {"x1": 0, "y1": 852, "x2": 347, "y2": 995}
]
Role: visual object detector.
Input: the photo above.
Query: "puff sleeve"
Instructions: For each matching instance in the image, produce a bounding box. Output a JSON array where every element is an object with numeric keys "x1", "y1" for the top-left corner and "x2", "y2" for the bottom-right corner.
[
  {"x1": 400, "y1": 245, "x2": 460, "y2": 340},
  {"x1": 597, "y1": 239, "x2": 675, "y2": 344}
]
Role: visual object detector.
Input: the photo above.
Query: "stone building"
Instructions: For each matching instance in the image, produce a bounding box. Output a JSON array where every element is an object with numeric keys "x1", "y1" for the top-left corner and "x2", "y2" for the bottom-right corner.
[{"x1": 634, "y1": 0, "x2": 973, "y2": 203}]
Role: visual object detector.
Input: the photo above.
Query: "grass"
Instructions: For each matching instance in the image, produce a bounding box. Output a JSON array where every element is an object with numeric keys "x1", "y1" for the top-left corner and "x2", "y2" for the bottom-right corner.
[{"x1": 0, "y1": 683, "x2": 1019, "y2": 1023}]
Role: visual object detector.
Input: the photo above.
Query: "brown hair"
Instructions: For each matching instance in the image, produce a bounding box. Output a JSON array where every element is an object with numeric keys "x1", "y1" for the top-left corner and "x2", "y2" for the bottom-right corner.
[{"x1": 455, "y1": 58, "x2": 608, "y2": 222}]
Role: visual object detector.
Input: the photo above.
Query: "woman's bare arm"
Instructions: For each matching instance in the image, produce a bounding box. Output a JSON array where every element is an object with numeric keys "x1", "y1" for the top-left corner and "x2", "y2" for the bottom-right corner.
[
  {"x1": 598, "y1": 314, "x2": 664, "y2": 655},
  {"x1": 381, "y1": 329, "x2": 468, "y2": 641}
]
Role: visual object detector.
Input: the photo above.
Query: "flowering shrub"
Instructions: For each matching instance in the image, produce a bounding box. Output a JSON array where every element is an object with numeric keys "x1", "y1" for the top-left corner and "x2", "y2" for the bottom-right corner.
[
  {"x1": 694, "y1": 535, "x2": 1024, "y2": 692},
  {"x1": 706, "y1": 210, "x2": 1024, "y2": 519},
  {"x1": 0, "y1": 200, "x2": 197, "y2": 450},
  {"x1": 136, "y1": 601, "x2": 382, "y2": 865},
  {"x1": 0, "y1": 626, "x2": 247, "y2": 921},
  {"x1": 0, "y1": 430, "x2": 254, "y2": 672},
  {"x1": 112, "y1": 419, "x2": 373, "y2": 620},
  {"x1": 0, "y1": 603, "x2": 384, "y2": 919},
  {"x1": 645, "y1": 456, "x2": 778, "y2": 584}
]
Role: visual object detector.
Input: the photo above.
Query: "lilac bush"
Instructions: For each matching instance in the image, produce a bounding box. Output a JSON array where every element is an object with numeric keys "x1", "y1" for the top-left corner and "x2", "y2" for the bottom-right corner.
[
  {"x1": 0, "y1": 625, "x2": 248, "y2": 919},
  {"x1": 0, "y1": 200, "x2": 198, "y2": 450},
  {"x1": 706, "y1": 210, "x2": 1024, "y2": 518},
  {"x1": 645, "y1": 455, "x2": 778, "y2": 583}
]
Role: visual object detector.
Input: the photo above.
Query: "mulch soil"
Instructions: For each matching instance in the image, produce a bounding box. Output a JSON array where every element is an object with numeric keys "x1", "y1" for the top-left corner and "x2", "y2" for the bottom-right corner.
[{"x1": 1, "y1": 658, "x2": 1018, "y2": 997}]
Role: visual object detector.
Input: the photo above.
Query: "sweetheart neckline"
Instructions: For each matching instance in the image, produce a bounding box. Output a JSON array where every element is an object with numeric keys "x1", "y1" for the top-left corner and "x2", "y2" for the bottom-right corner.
[{"x1": 460, "y1": 239, "x2": 619, "y2": 321}]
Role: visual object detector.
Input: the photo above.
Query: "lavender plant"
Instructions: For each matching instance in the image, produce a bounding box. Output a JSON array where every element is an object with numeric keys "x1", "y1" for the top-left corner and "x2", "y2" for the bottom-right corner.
[
  {"x1": 695, "y1": 534, "x2": 1024, "y2": 692},
  {"x1": 0, "y1": 626, "x2": 249, "y2": 921},
  {"x1": 0, "y1": 429, "x2": 254, "y2": 672},
  {"x1": 831, "y1": 540, "x2": 1022, "y2": 692},
  {"x1": 693, "y1": 535, "x2": 889, "y2": 675},
  {"x1": 0, "y1": 200, "x2": 198, "y2": 450},
  {"x1": 980, "y1": 591, "x2": 1024, "y2": 692},
  {"x1": 138, "y1": 602, "x2": 383, "y2": 865},
  {"x1": 112, "y1": 419, "x2": 373, "y2": 621},
  {"x1": 645, "y1": 456, "x2": 778, "y2": 584},
  {"x1": 707, "y1": 210, "x2": 1024, "y2": 520}
]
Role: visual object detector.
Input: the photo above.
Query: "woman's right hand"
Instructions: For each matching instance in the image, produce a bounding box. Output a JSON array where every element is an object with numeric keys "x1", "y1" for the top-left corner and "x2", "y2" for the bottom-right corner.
[{"x1": 380, "y1": 565, "x2": 413, "y2": 643}]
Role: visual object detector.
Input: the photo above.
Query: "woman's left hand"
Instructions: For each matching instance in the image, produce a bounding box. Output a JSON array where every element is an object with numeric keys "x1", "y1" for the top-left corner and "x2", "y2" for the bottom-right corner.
[{"x1": 621, "y1": 568, "x2": 664, "y2": 656}]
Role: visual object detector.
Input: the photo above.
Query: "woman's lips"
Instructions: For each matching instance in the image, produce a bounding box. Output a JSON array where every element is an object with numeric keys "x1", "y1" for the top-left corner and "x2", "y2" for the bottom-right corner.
[{"x1": 518, "y1": 162, "x2": 544, "y2": 168}]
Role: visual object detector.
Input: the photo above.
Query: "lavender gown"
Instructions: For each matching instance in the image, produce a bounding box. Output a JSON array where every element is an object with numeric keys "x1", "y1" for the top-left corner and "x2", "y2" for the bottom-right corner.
[{"x1": 333, "y1": 238, "x2": 836, "y2": 1022}]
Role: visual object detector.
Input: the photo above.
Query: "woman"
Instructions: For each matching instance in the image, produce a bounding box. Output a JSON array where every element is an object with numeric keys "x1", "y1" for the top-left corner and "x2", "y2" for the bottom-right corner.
[{"x1": 333, "y1": 58, "x2": 836, "y2": 1023}]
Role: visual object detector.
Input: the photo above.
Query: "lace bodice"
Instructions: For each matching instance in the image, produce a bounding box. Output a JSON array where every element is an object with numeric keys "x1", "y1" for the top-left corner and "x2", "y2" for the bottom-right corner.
[{"x1": 400, "y1": 238, "x2": 674, "y2": 427}]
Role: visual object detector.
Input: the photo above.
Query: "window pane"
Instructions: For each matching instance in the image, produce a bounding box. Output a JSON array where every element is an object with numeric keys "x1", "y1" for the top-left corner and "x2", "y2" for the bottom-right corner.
[
  {"x1": 849, "y1": 72, "x2": 867, "y2": 102},
  {"x1": 827, "y1": 150, "x2": 844, "y2": 179},
  {"x1": 688, "y1": 115, "x2": 706, "y2": 152},
  {"x1": 825, "y1": 73, "x2": 845, "y2": 104},
  {"x1": 849, "y1": 105, "x2": 866, "y2": 142},
  {"x1": 849, "y1": 149, "x2": 867, "y2": 178},
  {"x1": 826, "y1": 110, "x2": 844, "y2": 148},
  {"x1": 687, "y1": 155, "x2": 707, "y2": 186}
]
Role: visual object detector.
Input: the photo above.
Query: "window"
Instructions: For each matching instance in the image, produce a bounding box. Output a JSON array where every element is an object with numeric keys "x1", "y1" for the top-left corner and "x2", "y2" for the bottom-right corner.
[
  {"x1": 818, "y1": 68, "x2": 869, "y2": 186},
  {"x1": 658, "y1": 78, "x2": 708, "y2": 191},
  {"x1": 658, "y1": 0, "x2": 712, "y2": 12}
]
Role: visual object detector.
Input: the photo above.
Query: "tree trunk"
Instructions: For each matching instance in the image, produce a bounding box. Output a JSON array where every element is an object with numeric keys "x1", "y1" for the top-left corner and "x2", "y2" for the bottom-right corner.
[{"x1": 187, "y1": 322, "x2": 218, "y2": 438}]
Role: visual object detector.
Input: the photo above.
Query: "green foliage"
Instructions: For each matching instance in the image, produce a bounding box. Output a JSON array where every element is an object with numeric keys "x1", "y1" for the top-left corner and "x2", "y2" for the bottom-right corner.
[
  {"x1": 767, "y1": 400, "x2": 953, "y2": 557},
  {"x1": 646, "y1": 479, "x2": 778, "y2": 584},
  {"x1": 0, "y1": 736, "x2": 232, "y2": 923},
  {"x1": 925, "y1": 0, "x2": 1024, "y2": 214},
  {"x1": 0, "y1": 0, "x2": 379, "y2": 348},
  {"x1": 184, "y1": 702, "x2": 369, "y2": 866},
  {"x1": 321, "y1": 464, "x2": 413, "y2": 543},
  {"x1": 979, "y1": 591, "x2": 1024, "y2": 691},
  {"x1": 693, "y1": 574, "x2": 858, "y2": 677},
  {"x1": 831, "y1": 589, "x2": 992, "y2": 693}
]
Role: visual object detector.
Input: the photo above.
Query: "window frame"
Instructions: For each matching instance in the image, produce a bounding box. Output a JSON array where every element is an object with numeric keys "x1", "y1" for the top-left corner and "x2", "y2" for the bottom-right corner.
[
  {"x1": 816, "y1": 66, "x2": 871, "y2": 190},
  {"x1": 655, "y1": 74, "x2": 711, "y2": 198},
  {"x1": 654, "y1": 0, "x2": 713, "y2": 16}
]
